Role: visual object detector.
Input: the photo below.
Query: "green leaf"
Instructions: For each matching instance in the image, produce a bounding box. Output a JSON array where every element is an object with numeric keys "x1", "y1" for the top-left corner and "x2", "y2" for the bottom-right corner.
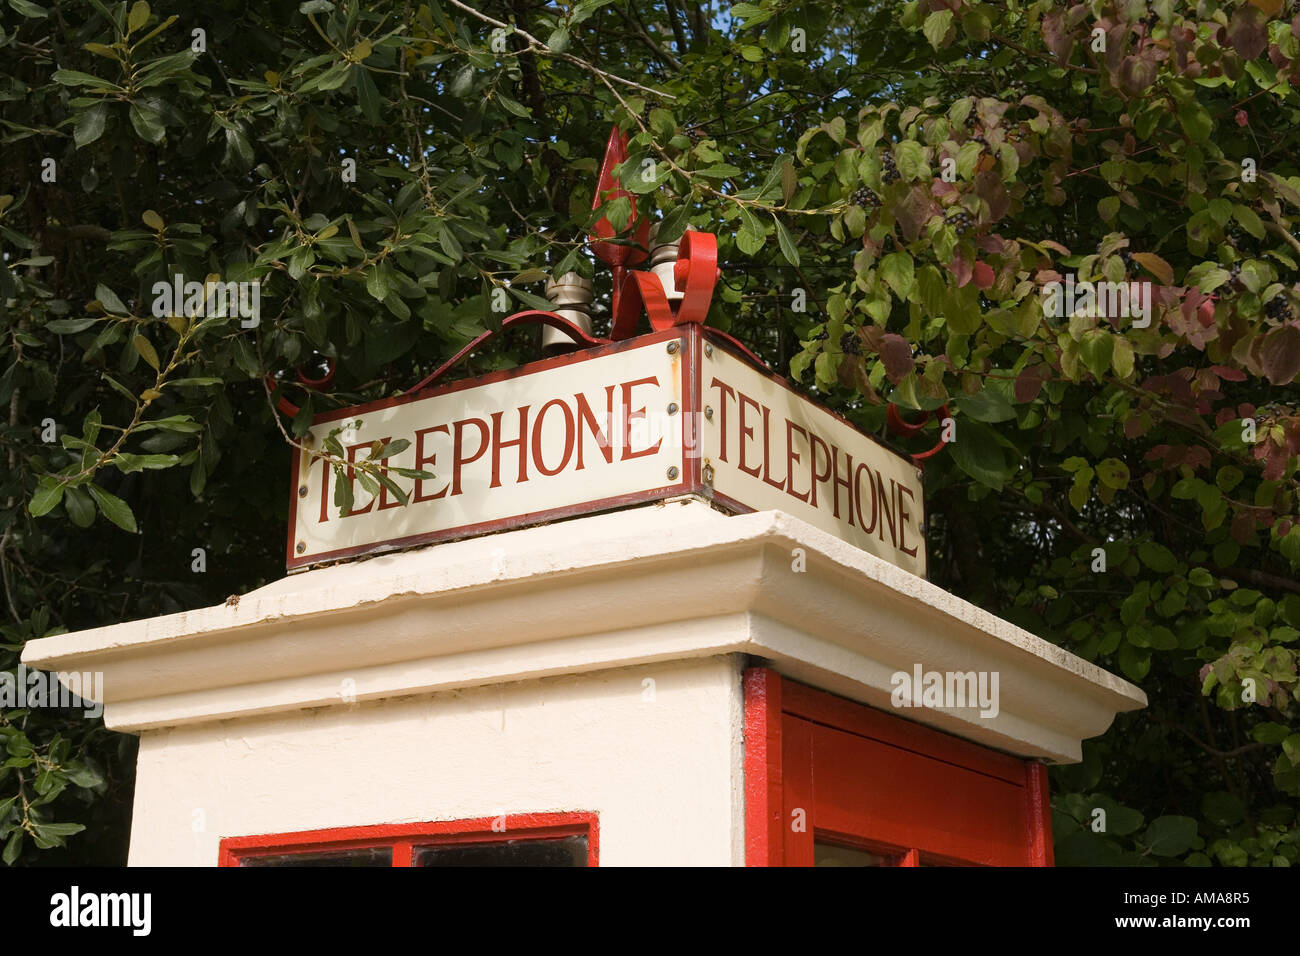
[
  {"x1": 772, "y1": 215, "x2": 800, "y2": 267},
  {"x1": 955, "y1": 388, "x2": 1014, "y2": 423},
  {"x1": 1118, "y1": 642, "x2": 1151, "y2": 681},
  {"x1": 736, "y1": 207, "x2": 766, "y2": 255},
  {"x1": 1177, "y1": 102, "x2": 1212, "y2": 142},
  {"x1": 1252, "y1": 723, "x2": 1292, "y2": 745},
  {"x1": 922, "y1": 9, "x2": 953, "y2": 49},
  {"x1": 127, "y1": 0, "x2": 149, "y2": 33},
  {"x1": 28, "y1": 477, "x2": 64, "y2": 517},
  {"x1": 1079, "y1": 329, "x2": 1113, "y2": 379},
  {"x1": 656, "y1": 205, "x2": 691, "y2": 245},
  {"x1": 63, "y1": 485, "x2": 95, "y2": 528},
  {"x1": 948, "y1": 419, "x2": 1010, "y2": 491},
  {"x1": 112, "y1": 453, "x2": 181, "y2": 473},
  {"x1": 45, "y1": 317, "x2": 98, "y2": 334},
  {"x1": 1142, "y1": 815, "x2": 1198, "y2": 857},
  {"x1": 879, "y1": 251, "x2": 915, "y2": 300},
  {"x1": 128, "y1": 103, "x2": 165, "y2": 143},
  {"x1": 1095, "y1": 457, "x2": 1130, "y2": 490},
  {"x1": 3, "y1": 831, "x2": 21, "y2": 866},
  {"x1": 1201, "y1": 792, "x2": 1245, "y2": 827},
  {"x1": 73, "y1": 103, "x2": 108, "y2": 148},
  {"x1": 132, "y1": 334, "x2": 160, "y2": 371},
  {"x1": 95, "y1": 284, "x2": 128, "y2": 315},
  {"x1": 1137, "y1": 541, "x2": 1178, "y2": 574},
  {"x1": 87, "y1": 484, "x2": 138, "y2": 533}
]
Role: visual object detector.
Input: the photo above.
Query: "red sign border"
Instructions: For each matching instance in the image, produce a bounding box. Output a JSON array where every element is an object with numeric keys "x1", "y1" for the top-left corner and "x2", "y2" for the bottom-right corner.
[
  {"x1": 286, "y1": 327, "x2": 694, "y2": 571},
  {"x1": 286, "y1": 324, "x2": 926, "y2": 575}
]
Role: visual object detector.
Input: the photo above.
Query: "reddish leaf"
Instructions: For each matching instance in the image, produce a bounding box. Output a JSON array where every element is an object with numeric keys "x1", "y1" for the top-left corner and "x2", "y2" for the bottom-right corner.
[
  {"x1": 1131, "y1": 252, "x2": 1174, "y2": 285},
  {"x1": 1231, "y1": 510, "x2": 1256, "y2": 544},
  {"x1": 1041, "y1": 10, "x2": 1074, "y2": 63},
  {"x1": 1211, "y1": 364, "x2": 1247, "y2": 382},
  {"x1": 948, "y1": 255, "x2": 973, "y2": 288},
  {"x1": 1228, "y1": 5, "x2": 1268, "y2": 59},
  {"x1": 1014, "y1": 366, "x2": 1046, "y2": 403},
  {"x1": 880, "y1": 334, "x2": 914, "y2": 384},
  {"x1": 896, "y1": 184, "x2": 933, "y2": 243},
  {"x1": 857, "y1": 325, "x2": 886, "y2": 352},
  {"x1": 1259, "y1": 324, "x2": 1300, "y2": 385},
  {"x1": 972, "y1": 261, "x2": 995, "y2": 289}
]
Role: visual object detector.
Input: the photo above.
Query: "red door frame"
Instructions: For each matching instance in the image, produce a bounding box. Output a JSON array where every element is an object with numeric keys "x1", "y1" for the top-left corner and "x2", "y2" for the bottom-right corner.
[
  {"x1": 218, "y1": 812, "x2": 599, "y2": 867},
  {"x1": 744, "y1": 668, "x2": 1053, "y2": 867}
]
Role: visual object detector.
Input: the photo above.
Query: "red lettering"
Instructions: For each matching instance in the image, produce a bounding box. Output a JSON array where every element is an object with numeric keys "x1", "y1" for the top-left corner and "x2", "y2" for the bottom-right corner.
[
  {"x1": 575, "y1": 387, "x2": 615, "y2": 469},
  {"x1": 875, "y1": 472, "x2": 897, "y2": 547},
  {"x1": 738, "y1": 393, "x2": 761, "y2": 478},
  {"x1": 413, "y1": 425, "x2": 450, "y2": 503},
  {"x1": 831, "y1": 446, "x2": 854, "y2": 525},
  {"x1": 760, "y1": 405, "x2": 785, "y2": 490},
  {"x1": 490, "y1": 407, "x2": 530, "y2": 489},
  {"x1": 318, "y1": 454, "x2": 331, "y2": 523},
  {"x1": 451, "y1": 418, "x2": 489, "y2": 496},
  {"x1": 854, "y1": 463, "x2": 878, "y2": 534},
  {"x1": 785, "y1": 421, "x2": 809, "y2": 503},
  {"x1": 709, "y1": 378, "x2": 736, "y2": 462},
  {"x1": 532, "y1": 399, "x2": 576, "y2": 477},
  {"x1": 620, "y1": 377, "x2": 662, "y2": 461},
  {"x1": 809, "y1": 433, "x2": 831, "y2": 508},
  {"x1": 896, "y1": 481, "x2": 918, "y2": 557}
]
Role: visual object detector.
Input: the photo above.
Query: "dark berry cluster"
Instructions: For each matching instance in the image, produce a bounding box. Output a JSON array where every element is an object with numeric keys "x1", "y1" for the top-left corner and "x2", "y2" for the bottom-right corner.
[
  {"x1": 1138, "y1": 13, "x2": 1158, "y2": 30},
  {"x1": 814, "y1": 328, "x2": 830, "y2": 341},
  {"x1": 687, "y1": 126, "x2": 706, "y2": 142},
  {"x1": 1265, "y1": 294, "x2": 1294, "y2": 321},
  {"x1": 853, "y1": 187, "x2": 882, "y2": 209},
  {"x1": 881, "y1": 151, "x2": 900, "y2": 184},
  {"x1": 1119, "y1": 249, "x2": 1135, "y2": 275},
  {"x1": 1227, "y1": 261, "x2": 1243, "y2": 288},
  {"x1": 648, "y1": 68, "x2": 666, "y2": 83},
  {"x1": 1004, "y1": 79, "x2": 1027, "y2": 100},
  {"x1": 964, "y1": 111, "x2": 979, "y2": 130},
  {"x1": 946, "y1": 209, "x2": 975, "y2": 234},
  {"x1": 840, "y1": 331, "x2": 862, "y2": 356}
]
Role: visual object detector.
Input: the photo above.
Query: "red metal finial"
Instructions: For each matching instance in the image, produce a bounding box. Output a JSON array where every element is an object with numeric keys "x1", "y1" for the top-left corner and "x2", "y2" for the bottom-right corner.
[{"x1": 589, "y1": 125, "x2": 650, "y2": 317}]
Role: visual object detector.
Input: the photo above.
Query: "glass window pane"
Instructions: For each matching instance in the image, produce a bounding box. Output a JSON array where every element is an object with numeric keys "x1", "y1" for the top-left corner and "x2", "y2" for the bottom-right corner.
[
  {"x1": 414, "y1": 836, "x2": 588, "y2": 867},
  {"x1": 241, "y1": 846, "x2": 393, "y2": 867},
  {"x1": 814, "y1": 842, "x2": 889, "y2": 867}
]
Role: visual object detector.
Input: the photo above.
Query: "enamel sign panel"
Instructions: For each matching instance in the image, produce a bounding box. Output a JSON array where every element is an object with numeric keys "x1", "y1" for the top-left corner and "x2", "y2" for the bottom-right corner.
[
  {"x1": 699, "y1": 339, "x2": 927, "y2": 578},
  {"x1": 288, "y1": 330, "x2": 689, "y2": 570},
  {"x1": 288, "y1": 325, "x2": 925, "y2": 577}
]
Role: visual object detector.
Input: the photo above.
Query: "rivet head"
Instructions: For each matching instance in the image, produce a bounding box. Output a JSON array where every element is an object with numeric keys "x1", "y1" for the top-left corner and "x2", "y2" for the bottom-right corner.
[
  {"x1": 667, "y1": 466, "x2": 680, "y2": 480},
  {"x1": 298, "y1": 485, "x2": 308, "y2": 498},
  {"x1": 667, "y1": 402, "x2": 679, "y2": 415},
  {"x1": 295, "y1": 541, "x2": 306, "y2": 554},
  {"x1": 666, "y1": 341, "x2": 679, "y2": 354},
  {"x1": 704, "y1": 343, "x2": 713, "y2": 357},
  {"x1": 704, "y1": 406, "x2": 714, "y2": 420}
]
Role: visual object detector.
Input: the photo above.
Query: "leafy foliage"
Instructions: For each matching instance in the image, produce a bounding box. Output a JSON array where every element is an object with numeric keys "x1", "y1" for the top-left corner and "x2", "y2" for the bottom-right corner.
[{"x1": 1, "y1": 0, "x2": 1298, "y2": 865}]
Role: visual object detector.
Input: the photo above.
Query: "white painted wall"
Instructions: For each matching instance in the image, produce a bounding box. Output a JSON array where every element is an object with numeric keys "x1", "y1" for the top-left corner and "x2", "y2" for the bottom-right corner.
[{"x1": 128, "y1": 655, "x2": 746, "y2": 867}]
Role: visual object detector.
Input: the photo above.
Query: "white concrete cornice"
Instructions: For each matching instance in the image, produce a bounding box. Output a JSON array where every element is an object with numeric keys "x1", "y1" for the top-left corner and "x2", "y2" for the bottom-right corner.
[{"x1": 23, "y1": 499, "x2": 1145, "y2": 762}]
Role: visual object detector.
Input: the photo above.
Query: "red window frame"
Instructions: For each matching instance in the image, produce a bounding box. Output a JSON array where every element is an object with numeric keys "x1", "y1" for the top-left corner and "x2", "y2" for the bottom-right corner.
[
  {"x1": 744, "y1": 668, "x2": 1053, "y2": 867},
  {"x1": 218, "y1": 812, "x2": 599, "y2": 867}
]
